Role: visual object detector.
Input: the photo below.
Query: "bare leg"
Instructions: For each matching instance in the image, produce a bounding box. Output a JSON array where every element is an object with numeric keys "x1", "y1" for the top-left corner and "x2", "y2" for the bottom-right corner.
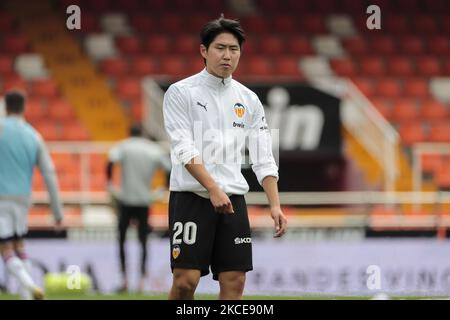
[
  {"x1": 218, "y1": 271, "x2": 246, "y2": 300},
  {"x1": 168, "y1": 268, "x2": 201, "y2": 300}
]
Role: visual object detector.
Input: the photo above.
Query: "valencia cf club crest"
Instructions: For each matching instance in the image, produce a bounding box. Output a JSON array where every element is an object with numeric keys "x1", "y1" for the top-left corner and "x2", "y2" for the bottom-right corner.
[
  {"x1": 234, "y1": 103, "x2": 245, "y2": 118},
  {"x1": 172, "y1": 245, "x2": 181, "y2": 259}
]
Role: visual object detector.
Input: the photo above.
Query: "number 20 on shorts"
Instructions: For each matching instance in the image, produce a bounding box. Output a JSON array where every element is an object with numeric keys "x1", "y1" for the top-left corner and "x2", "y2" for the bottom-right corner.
[{"x1": 172, "y1": 222, "x2": 197, "y2": 245}]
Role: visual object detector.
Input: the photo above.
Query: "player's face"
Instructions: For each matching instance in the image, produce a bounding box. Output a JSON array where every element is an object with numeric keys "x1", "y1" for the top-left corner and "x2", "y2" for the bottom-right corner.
[{"x1": 201, "y1": 32, "x2": 241, "y2": 78}]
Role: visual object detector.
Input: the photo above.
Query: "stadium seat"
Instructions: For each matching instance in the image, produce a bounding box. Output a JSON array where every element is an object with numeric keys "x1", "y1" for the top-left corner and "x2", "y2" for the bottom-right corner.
[
  {"x1": 2, "y1": 34, "x2": 29, "y2": 55},
  {"x1": 130, "y1": 14, "x2": 155, "y2": 33},
  {"x1": 421, "y1": 154, "x2": 443, "y2": 175},
  {"x1": 100, "y1": 57, "x2": 129, "y2": 77},
  {"x1": 130, "y1": 56, "x2": 159, "y2": 76},
  {"x1": 370, "y1": 35, "x2": 397, "y2": 55},
  {"x1": 62, "y1": 122, "x2": 90, "y2": 141},
  {"x1": 144, "y1": 35, "x2": 171, "y2": 55},
  {"x1": 117, "y1": 77, "x2": 141, "y2": 100},
  {"x1": 403, "y1": 78, "x2": 429, "y2": 98},
  {"x1": 435, "y1": 166, "x2": 450, "y2": 190},
  {"x1": 31, "y1": 79, "x2": 59, "y2": 98},
  {"x1": 441, "y1": 14, "x2": 450, "y2": 33},
  {"x1": 78, "y1": 13, "x2": 100, "y2": 33},
  {"x1": 159, "y1": 56, "x2": 187, "y2": 77},
  {"x1": 390, "y1": 98, "x2": 420, "y2": 122},
  {"x1": 0, "y1": 55, "x2": 14, "y2": 75},
  {"x1": 0, "y1": 11, "x2": 15, "y2": 32},
  {"x1": 398, "y1": 121, "x2": 427, "y2": 146},
  {"x1": 342, "y1": 37, "x2": 368, "y2": 55},
  {"x1": 273, "y1": 56, "x2": 302, "y2": 78},
  {"x1": 272, "y1": 14, "x2": 298, "y2": 34},
  {"x1": 116, "y1": 0, "x2": 140, "y2": 11},
  {"x1": 359, "y1": 57, "x2": 386, "y2": 77},
  {"x1": 370, "y1": 97, "x2": 392, "y2": 119},
  {"x1": 130, "y1": 99, "x2": 143, "y2": 122},
  {"x1": 374, "y1": 78, "x2": 402, "y2": 98},
  {"x1": 175, "y1": 34, "x2": 198, "y2": 55},
  {"x1": 24, "y1": 97, "x2": 46, "y2": 122},
  {"x1": 427, "y1": 36, "x2": 450, "y2": 55},
  {"x1": 86, "y1": 0, "x2": 109, "y2": 12},
  {"x1": 241, "y1": 15, "x2": 268, "y2": 34},
  {"x1": 187, "y1": 58, "x2": 206, "y2": 75},
  {"x1": 429, "y1": 122, "x2": 450, "y2": 142},
  {"x1": 287, "y1": 36, "x2": 314, "y2": 55},
  {"x1": 399, "y1": 36, "x2": 424, "y2": 55},
  {"x1": 413, "y1": 15, "x2": 439, "y2": 34},
  {"x1": 34, "y1": 121, "x2": 60, "y2": 141},
  {"x1": 420, "y1": 99, "x2": 448, "y2": 120},
  {"x1": 416, "y1": 56, "x2": 441, "y2": 77},
  {"x1": 246, "y1": 56, "x2": 273, "y2": 76},
  {"x1": 47, "y1": 98, "x2": 76, "y2": 121},
  {"x1": 186, "y1": 14, "x2": 212, "y2": 33},
  {"x1": 259, "y1": 35, "x2": 284, "y2": 56},
  {"x1": 351, "y1": 77, "x2": 375, "y2": 96},
  {"x1": 2, "y1": 74, "x2": 27, "y2": 92},
  {"x1": 158, "y1": 14, "x2": 184, "y2": 34},
  {"x1": 116, "y1": 35, "x2": 141, "y2": 55},
  {"x1": 301, "y1": 15, "x2": 328, "y2": 34},
  {"x1": 330, "y1": 58, "x2": 357, "y2": 77},
  {"x1": 387, "y1": 56, "x2": 414, "y2": 77},
  {"x1": 385, "y1": 15, "x2": 410, "y2": 34}
]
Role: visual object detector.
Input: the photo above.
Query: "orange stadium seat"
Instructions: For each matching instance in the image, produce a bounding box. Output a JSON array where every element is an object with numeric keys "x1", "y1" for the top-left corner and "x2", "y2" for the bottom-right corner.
[
  {"x1": 188, "y1": 58, "x2": 206, "y2": 75},
  {"x1": 159, "y1": 56, "x2": 187, "y2": 77},
  {"x1": 370, "y1": 97, "x2": 393, "y2": 119},
  {"x1": 374, "y1": 78, "x2": 402, "y2": 98},
  {"x1": 390, "y1": 98, "x2": 420, "y2": 122},
  {"x1": 351, "y1": 77, "x2": 375, "y2": 96},
  {"x1": 429, "y1": 122, "x2": 450, "y2": 143},
  {"x1": 47, "y1": 98, "x2": 76, "y2": 121},
  {"x1": 403, "y1": 78, "x2": 429, "y2": 98},
  {"x1": 398, "y1": 122, "x2": 427, "y2": 146},
  {"x1": 259, "y1": 35, "x2": 284, "y2": 56},
  {"x1": 247, "y1": 56, "x2": 273, "y2": 76},
  {"x1": 2, "y1": 74, "x2": 27, "y2": 92},
  {"x1": 421, "y1": 154, "x2": 443, "y2": 176},
  {"x1": 34, "y1": 121, "x2": 60, "y2": 141},
  {"x1": 420, "y1": 99, "x2": 448, "y2": 120},
  {"x1": 436, "y1": 166, "x2": 450, "y2": 190},
  {"x1": 274, "y1": 56, "x2": 302, "y2": 78},
  {"x1": 24, "y1": 97, "x2": 46, "y2": 122},
  {"x1": 175, "y1": 34, "x2": 198, "y2": 55},
  {"x1": 62, "y1": 122, "x2": 90, "y2": 141},
  {"x1": 117, "y1": 77, "x2": 141, "y2": 100},
  {"x1": 130, "y1": 98, "x2": 144, "y2": 122},
  {"x1": 145, "y1": 35, "x2": 171, "y2": 55}
]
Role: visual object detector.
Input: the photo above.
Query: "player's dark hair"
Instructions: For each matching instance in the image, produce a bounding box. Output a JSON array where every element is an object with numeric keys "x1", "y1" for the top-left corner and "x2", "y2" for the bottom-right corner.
[
  {"x1": 200, "y1": 15, "x2": 245, "y2": 50},
  {"x1": 5, "y1": 90, "x2": 25, "y2": 114},
  {"x1": 129, "y1": 124, "x2": 142, "y2": 137}
]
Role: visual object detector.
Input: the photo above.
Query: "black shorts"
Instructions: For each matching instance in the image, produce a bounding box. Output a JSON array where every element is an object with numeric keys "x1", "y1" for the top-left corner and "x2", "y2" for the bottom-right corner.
[{"x1": 169, "y1": 191, "x2": 253, "y2": 280}]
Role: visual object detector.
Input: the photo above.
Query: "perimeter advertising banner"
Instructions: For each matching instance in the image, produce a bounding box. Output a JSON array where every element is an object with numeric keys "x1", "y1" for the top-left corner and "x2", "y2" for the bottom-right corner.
[{"x1": 2, "y1": 239, "x2": 450, "y2": 296}]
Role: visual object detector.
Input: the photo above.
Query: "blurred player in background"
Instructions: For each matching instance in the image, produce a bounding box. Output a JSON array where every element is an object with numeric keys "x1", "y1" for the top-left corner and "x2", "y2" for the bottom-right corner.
[
  {"x1": 107, "y1": 124, "x2": 171, "y2": 293},
  {"x1": 0, "y1": 90, "x2": 64, "y2": 300},
  {"x1": 163, "y1": 16, "x2": 287, "y2": 300}
]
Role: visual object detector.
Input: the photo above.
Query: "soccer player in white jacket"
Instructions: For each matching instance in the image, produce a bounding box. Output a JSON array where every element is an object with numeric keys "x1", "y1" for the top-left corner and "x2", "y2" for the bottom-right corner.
[
  {"x1": 163, "y1": 16, "x2": 287, "y2": 300},
  {"x1": 0, "y1": 91, "x2": 64, "y2": 299}
]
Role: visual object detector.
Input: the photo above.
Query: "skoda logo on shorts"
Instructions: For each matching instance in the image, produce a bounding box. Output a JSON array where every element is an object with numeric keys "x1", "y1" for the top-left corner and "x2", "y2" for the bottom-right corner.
[
  {"x1": 234, "y1": 237, "x2": 252, "y2": 245},
  {"x1": 233, "y1": 103, "x2": 245, "y2": 118},
  {"x1": 172, "y1": 245, "x2": 181, "y2": 259}
]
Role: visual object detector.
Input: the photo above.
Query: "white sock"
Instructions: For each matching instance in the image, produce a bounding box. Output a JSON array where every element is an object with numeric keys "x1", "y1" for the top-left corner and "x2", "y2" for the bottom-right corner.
[
  {"x1": 19, "y1": 259, "x2": 33, "y2": 300},
  {"x1": 5, "y1": 256, "x2": 36, "y2": 293}
]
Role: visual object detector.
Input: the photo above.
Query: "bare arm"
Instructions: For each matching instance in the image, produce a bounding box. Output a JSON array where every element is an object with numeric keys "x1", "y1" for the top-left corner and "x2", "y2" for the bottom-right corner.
[
  {"x1": 185, "y1": 156, "x2": 234, "y2": 214},
  {"x1": 262, "y1": 176, "x2": 287, "y2": 237}
]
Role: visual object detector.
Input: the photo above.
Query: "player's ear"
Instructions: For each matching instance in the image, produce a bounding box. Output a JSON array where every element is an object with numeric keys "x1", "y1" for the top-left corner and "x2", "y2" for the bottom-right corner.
[{"x1": 200, "y1": 44, "x2": 208, "y2": 59}]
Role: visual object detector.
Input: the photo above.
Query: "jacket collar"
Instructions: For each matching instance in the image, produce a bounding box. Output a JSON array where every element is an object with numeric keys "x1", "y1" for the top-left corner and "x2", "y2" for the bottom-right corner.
[{"x1": 200, "y1": 68, "x2": 232, "y2": 88}]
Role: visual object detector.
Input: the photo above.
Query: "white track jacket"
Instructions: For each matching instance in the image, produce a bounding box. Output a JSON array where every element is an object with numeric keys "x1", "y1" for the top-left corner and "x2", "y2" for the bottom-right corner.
[{"x1": 163, "y1": 68, "x2": 278, "y2": 195}]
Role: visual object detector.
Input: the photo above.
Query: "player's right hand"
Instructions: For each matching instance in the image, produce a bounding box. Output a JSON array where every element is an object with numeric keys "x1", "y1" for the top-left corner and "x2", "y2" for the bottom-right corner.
[{"x1": 209, "y1": 187, "x2": 234, "y2": 214}]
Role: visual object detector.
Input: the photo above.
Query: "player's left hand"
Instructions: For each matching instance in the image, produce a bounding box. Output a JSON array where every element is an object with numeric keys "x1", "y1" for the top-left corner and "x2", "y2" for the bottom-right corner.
[{"x1": 270, "y1": 206, "x2": 287, "y2": 238}]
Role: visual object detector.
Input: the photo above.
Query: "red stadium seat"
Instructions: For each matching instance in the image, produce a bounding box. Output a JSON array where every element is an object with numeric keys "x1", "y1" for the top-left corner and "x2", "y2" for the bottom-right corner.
[
  {"x1": 188, "y1": 58, "x2": 206, "y2": 74},
  {"x1": 385, "y1": 15, "x2": 410, "y2": 34},
  {"x1": 330, "y1": 58, "x2": 357, "y2": 77},
  {"x1": 429, "y1": 122, "x2": 450, "y2": 142},
  {"x1": 342, "y1": 37, "x2": 369, "y2": 55},
  {"x1": 130, "y1": 14, "x2": 155, "y2": 33},
  {"x1": 403, "y1": 78, "x2": 429, "y2": 98},
  {"x1": 34, "y1": 121, "x2": 60, "y2": 141},
  {"x1": 247, "y1": 56, "x2": 273, "y2": 76},
  {"x1": 116, "y1": 36, "x2": 141, "y2": 55},
  {"x1": 158, "y1": 14, "x2": 184, "y2": 34},
  {"x1": 142, "y1": 0, "x2": 167, "y2": 11},
  {"x1": 387, "y1": 56, "x2": 414, "y2": 77},
  {"x1": 62, "y1": 122, "x2": 90, "y2": 141},
  {"x1": 0, "y1": 12, "x2": 15, "y2": 32},
  {"x1": 312, "y1": 0, "x2": 336, "y2": 12},
  {"x1": 374, "y1": 78, "x2": 402, "y2": 98},
  {"x1": 390, "y1": 98, "x2": 420, "y2": 122},
  {"x1": 427, "y1": 36, "x2": 450, "y2": 55},
  {"x1": 78, "y1": 13, "x2": 99, "y2": 33},
  {"x1": 159, "y1": 56, "x2": 187, "y2": 77},
  {"x1": 186, "y1": 14, "x2": 211, "y2": 33},
  {"x1": 399, "y1": 36, "x2": 424, "y2": 55},
  {"x1": 420, "y1": 99, "x2": 448, "y2": 121},
  {"x1": 445, "y1": 58, "x2": 450, "y2": 75},
  {"x1": 273, "y1": 56, "x2": 302, "y2": 78},
  {"x1": 24, "y1": 97, "x2": 45, "y2": 122},
  {"x1": 351, "y1": 77, "x2": 375, "y2": 96},
  {"x1": 241, "y1": 15, "x2": 268, "y2": 34},
  {"x1": 130, "y1": 56, "x2": 159, "y2": 76},
  {"x1": 441, "y1": 15, "x2": 450, "y2": 33},
  {"x1": 259, "y1": 35, "x2": 284, "y2": 56},
  {"x1": 117, "y1": 77, "x2": 141, "y2": 100},
  {"x1": 285, "y1": 0, "x2": 309, "y2": 11},
  {"x1": 175, "y1": 35, "x2": 198, "y2": 55},
  {"x1": 287, "y1": 36, "x2": 314, "y2": 55},
  {"x1": 359, "y1": 57, "x2": 386, "y2": 76},
  {"x1": 47, "y1": 98, "x2": 76, "y2": 121},
  {"x1": 397, "y1": 0, "x2": 420, "y2": 12},
  {"x1": 130, "y1": 99, "x2": 144, "y2": 122},
  {"x1": 0, "y1": 55, "x2": 14, "y2": 75},
  {"x1": 272, "y1": 14, "x2": 298, "y2": 33},
  {"x1": 31, "y1": 79, "x2": 59, "y2": 98},
  {"x1": 86, "y1": 0, "x2": 109, "y2": 12},
  {"x1": 436, "y1": 166, "x2": 450, "y2": 190},
  {"x1": 259, "y1": 0, "x2": 282, "y2": 11},
  {"x1": 416, "y1": 56, "x2": 441, "y2": 77},
  {"x1": 398, "y1": 122, "x2": 427, "y2": 146},
  {"x1": 413, "y1": 15, "x2": 439, "y2": 34},
  {"x1": 144, "y1": 35, "x2": 171, "y2": 55},
  {"x1": 2, "y1": 34, "x2": 29, "y2": 54},
  {"x1": 301, "y1": 15, "x2": 327, "y2": 34},
  {"x1": 370, "y1": 36, "x2": 397, "y2": 55},
  {"x1": 100, "y1": 57, "x2": 128, "y2": 77},
  {"x1": 116, "y1": 0, "x2": 139, "y2": 11},
  {"x1": 3, "y1": 74, "x2": 27, "y2": 92}
]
